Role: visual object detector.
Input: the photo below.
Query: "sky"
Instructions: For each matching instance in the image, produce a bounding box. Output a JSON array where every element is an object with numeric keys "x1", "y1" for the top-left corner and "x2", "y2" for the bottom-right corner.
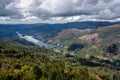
[{"x1": 0, "y1": 0, "x2": 120, "y2": 23}]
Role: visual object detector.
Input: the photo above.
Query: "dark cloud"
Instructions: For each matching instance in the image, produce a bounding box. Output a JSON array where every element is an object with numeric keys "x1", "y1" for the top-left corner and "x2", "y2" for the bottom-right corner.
[
  {"x1": 0, "y1": 0, "x2": 23, "y2": 19},
  {"x1": 0, "y1": 0, "x2": 120, "y2": 23},
  {"x1": 0, "y1": 0, "x2": 12, "y2": 16}
]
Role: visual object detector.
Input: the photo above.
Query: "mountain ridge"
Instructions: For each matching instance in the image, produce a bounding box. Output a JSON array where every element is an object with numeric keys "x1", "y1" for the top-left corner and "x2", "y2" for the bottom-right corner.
[{"x1": 0, "y1": 21, "x2": 120, "y2": 38}]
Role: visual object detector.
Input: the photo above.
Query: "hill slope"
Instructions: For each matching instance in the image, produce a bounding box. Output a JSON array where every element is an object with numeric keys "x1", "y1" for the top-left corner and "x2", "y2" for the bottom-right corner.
[
  {"x1": 53, "y1": 24, "x2": 120, "y2": 60},
  {"x1": 0, "y1": 38, "x2": 120, "y2": 80}
]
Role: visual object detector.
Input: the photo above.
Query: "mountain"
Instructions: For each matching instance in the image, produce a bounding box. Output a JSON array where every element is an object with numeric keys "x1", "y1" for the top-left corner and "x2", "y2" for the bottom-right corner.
[
  {"x1": 53, "y1": 24, "x2": 120, "y2": 60},
  {"x1": 0, "y1": 22, "x2": 120, "y2": 80},
  {"x1": 0, "y1": 21, "x2": 120, "y2": 39}
]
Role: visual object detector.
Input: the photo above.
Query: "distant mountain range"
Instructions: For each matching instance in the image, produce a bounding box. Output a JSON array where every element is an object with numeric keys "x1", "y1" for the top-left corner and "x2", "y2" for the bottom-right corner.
[{"x1": 0, "y1": 21, "x2": 120, "y2": 38}]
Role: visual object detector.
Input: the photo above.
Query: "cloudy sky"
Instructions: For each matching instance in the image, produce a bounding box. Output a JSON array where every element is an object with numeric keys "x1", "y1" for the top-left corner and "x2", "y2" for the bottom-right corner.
[{"x1": 0, "y1": 0, "x2": 120, "y2": 23}]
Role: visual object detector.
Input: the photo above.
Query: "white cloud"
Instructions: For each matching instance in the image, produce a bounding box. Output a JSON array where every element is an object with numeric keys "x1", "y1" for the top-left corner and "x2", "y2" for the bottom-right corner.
[{"x1": 0, "y1": 0, "x2": 120, "y2": 23}]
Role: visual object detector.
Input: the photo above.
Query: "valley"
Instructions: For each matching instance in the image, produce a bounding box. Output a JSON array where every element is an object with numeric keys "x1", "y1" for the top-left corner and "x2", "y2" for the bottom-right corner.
[{"x1": 0, "y1": 21, "x2": 120, "y2": 80}]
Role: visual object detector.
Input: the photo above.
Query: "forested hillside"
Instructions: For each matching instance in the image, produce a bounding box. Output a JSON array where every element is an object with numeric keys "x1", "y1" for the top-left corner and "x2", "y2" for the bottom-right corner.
[{"x1": 0, "y1": 34, "x2": 120, "y2": 80}]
